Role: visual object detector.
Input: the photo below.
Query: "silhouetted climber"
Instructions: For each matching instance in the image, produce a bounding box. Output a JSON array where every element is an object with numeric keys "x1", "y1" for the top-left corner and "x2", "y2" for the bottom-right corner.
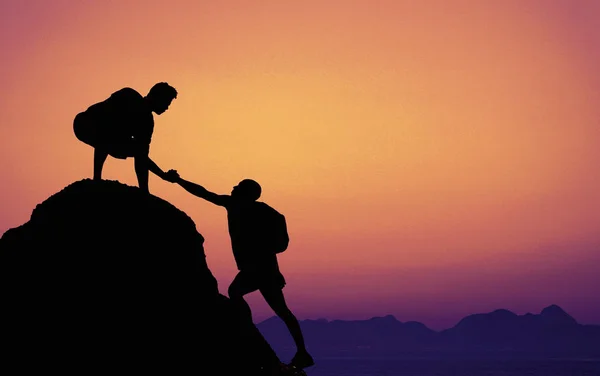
[
  {"x1": 0, "y1": 178, "x2": 301, "y2": 376},
  {"x1": 73, "y1": 82, "x2": 179, "y2": 193},
  {"x1": 169, "y1": 171, "x2": 315, "y2": 370}
]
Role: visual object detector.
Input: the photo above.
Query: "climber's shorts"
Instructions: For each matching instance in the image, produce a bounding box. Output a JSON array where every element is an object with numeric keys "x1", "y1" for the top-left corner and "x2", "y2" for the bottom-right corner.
[
  {"x1": 229, "y1": 266, "x2": 287, "y2": 295},
  {"x1": 73, "y1": 112, "x2": 147, "y2": 159}
]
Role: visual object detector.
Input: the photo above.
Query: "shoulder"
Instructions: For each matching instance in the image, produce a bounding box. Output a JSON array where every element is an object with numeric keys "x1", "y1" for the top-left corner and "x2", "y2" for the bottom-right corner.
[
  {"x1": 116, "y1": 87, "x2": 142, "y2": 96},
  {"x1": 253, "y1": 201, "x2": 268, "y2": 210},
  {"x1": 111, "y1": 87, "x2": 144, "y2": 102},
  {"x1": 255, "y1": 202, "x2": 281, "y2": 215}
]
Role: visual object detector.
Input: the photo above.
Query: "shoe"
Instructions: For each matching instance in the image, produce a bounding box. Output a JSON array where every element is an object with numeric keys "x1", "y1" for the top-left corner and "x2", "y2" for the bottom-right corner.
[
  {"x1": 290, "y1": 351, "x2": 315, "y2": 369},
  {"x1": 261, "y1": 362, "x2": 290, "y2": 376},
  {"x1": 277, "y1": 363, "x2": 307, "y2": 376}
]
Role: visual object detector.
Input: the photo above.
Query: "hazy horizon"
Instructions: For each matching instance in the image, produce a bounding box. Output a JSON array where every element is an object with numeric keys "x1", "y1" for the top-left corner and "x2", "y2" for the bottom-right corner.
[{"x1": 253, "y1": 302, "x2": 599, "y2": 331}]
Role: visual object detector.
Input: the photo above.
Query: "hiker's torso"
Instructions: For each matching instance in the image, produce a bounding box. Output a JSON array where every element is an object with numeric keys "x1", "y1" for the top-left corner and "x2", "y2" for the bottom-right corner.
[
  {"x1": 84, "y1": 87, "x2": 154, "y2": 144},
  {"x1": 226, "y1": 201, "x2": 277, "y2": 270}
]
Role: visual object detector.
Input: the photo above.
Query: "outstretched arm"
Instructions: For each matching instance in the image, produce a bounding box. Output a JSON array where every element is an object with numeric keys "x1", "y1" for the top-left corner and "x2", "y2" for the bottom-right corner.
[
  {"x1": 133, "y1": 147, "x2": 171, "y2": 192},
  {"x1": 134, "y1": 152, "x2": 166, "y2": 193},
  {"x1": 174, "y1": 174, "x2": 230, "y2": 207},
  {"x1": 147, "y1": 156, "x2": 168, "y2": 180}
]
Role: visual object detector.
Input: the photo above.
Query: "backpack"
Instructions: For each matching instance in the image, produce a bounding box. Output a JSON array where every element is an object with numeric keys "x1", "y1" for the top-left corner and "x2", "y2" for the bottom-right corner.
[{"x1": 254, "y1": 202, "x2": 289, "y2": 254}]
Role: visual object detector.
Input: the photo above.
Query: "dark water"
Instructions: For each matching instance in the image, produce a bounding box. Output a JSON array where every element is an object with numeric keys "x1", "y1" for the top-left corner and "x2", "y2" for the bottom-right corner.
[{"x1": 305, "y1": 358, "x2": 600, "y2": 376}]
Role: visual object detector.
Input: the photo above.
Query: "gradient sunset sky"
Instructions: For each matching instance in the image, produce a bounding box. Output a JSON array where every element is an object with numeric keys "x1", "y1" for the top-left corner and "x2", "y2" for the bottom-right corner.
[{"x1": 1, "y1": 0, "x2": 599, "y2": 330}]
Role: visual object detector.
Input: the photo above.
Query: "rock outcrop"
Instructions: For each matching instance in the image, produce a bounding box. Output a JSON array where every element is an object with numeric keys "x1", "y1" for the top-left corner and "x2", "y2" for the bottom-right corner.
[{"x1": 0, "y1": 179, "x2": 272, "y2": 374}]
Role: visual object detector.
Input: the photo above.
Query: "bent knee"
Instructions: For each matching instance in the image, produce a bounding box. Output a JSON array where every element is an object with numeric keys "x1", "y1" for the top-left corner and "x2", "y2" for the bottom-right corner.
[
  {"x1": 73, "y1": 113, "x2": 97, "y2": 146},
  {"x1": 73, "y1": 113, "x2": 88, "y2": 141},
  {"x1": 228, "y1": 284, "x2": 242, "y2": 299}
]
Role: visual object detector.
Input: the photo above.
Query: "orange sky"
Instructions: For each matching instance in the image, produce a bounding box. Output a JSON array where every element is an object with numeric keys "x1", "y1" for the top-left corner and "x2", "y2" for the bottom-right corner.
[{"x1": 1, "y1": 0, "x2": 599, "y2": 329}]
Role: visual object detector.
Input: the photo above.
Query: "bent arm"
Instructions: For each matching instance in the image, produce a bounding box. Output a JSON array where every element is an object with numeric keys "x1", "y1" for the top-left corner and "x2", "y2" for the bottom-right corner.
[
  {"x1": 176, "y1": 178, "x2": 230, "y2": 207},
  {"x1": 147, "y1": 156, "x2": 167, "y2": 180}
]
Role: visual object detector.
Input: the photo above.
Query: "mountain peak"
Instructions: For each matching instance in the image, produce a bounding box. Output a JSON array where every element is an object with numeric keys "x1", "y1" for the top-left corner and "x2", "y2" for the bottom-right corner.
[
  {"x1": 370, "y1": 314, "x2": 398, "y2": 322},
  {"x1": 491, "y1": 308, "x2": 517, "y2": 317},
  {"x1": 540, "y1": 304, "x2": 577, "y2": 325},
  {"x1": 541, "y1": 304, "x2": 565, "y2": 314}
]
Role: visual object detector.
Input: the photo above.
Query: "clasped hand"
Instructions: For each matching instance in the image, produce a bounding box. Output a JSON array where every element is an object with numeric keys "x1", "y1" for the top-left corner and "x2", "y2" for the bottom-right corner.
[{"x1": 163, "y1": 169, "x2": 180, "y2": 183}]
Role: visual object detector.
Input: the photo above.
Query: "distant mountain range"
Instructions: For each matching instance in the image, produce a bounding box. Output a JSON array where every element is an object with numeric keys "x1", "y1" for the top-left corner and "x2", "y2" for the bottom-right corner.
[{"x1": 257, "y1": 305, "x2": 600, "y2": 359}]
